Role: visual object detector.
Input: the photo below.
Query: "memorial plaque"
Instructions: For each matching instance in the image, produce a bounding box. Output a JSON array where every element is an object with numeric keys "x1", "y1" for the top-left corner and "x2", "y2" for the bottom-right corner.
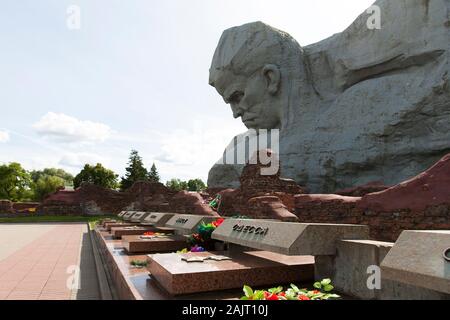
[
  {"x1": 123, "y1": 234, "x2": 188, "y2": 254},
  {"x1": 381, "y1": 230, "x2": 450, "y2": 295},
  {"x1": 147, "y1": 251, "x2": 314, "y2": 295},
  {"x1": 212, "y1": 219, "x2": 369, "y2": 256},
  {"x1": 117, "y1": 211, "x2": 128, "y2": 218},
  {"x1": 130, "y1": 212, "x2": 151, "y2": 223},
  {"x1": 122, "y1": 211, "x2": 139, "y2": 221},
  {"x1": 141, "y1": 213, "x2": 176, "y2": 227},
  {"x1": 165, "y1": 214, "x2": 218, "y2": 235}
]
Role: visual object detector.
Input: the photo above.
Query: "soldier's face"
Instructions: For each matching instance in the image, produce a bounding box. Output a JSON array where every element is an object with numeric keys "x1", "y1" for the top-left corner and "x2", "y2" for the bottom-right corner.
[{"x1": 213, "y1": 69, "x2": 281, "y2": 130}]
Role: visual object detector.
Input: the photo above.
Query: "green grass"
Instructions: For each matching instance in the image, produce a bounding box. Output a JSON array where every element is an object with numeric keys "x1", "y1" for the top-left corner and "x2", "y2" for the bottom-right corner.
[{"x1": 0, "y1": 215, "x2": 118, "y2": 230}]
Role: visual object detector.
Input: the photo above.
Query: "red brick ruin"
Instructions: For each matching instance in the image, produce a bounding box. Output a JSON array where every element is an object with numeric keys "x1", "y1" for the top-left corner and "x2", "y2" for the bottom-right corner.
[{"x1": 3, "y1": 151, "x2": 449, "y2": 242}]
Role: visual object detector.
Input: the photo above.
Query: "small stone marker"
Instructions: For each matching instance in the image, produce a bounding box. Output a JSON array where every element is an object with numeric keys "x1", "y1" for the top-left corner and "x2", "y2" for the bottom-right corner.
[
  {"x1": 165, "y1": 214, "x2": 218, "y2": 235},
  {"x1": 212, "y1": 219, "x2": 369, "y2": 256},
  {"x1": 381, "y1": 230, "x2": 450, "y2": 294},
  {"x1": 141, "y1": 213, "x2": 176, "y2": 227}
]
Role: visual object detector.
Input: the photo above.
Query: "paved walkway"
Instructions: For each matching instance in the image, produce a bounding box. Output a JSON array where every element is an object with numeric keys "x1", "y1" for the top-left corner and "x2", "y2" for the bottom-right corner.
[{"x1": 0, "y1": 223, "x2": 100, "y2": 300}]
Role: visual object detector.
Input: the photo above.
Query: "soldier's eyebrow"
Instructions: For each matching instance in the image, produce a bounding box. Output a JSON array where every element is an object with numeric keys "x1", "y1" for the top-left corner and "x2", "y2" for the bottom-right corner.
[{"x1": 224, "y1": 88, "x2": 243, "y2": 104}]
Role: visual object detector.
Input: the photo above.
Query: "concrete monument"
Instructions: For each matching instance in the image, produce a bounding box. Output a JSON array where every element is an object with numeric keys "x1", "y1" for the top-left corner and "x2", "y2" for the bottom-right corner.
[{"x1": 208, "y1": 0, "x2": 450, "y2": 192}]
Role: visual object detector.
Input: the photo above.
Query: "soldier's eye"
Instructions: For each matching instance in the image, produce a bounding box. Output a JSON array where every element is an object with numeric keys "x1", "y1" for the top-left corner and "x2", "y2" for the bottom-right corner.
[{"x1": 229, "y1": 91, "x2": 244, "y2": 104}]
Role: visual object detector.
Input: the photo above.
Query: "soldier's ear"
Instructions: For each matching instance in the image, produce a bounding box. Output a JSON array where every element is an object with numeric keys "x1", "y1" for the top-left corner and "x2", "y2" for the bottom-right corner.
[{"x1": 262, "y1": 64, "x2": 281, "y2": 95}]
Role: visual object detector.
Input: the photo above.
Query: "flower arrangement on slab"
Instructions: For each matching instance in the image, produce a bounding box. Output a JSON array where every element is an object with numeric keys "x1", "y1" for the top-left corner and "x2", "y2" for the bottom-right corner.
[
  {"x1": 240, "y1": 279, "x2": 341, "y2": 300},
  {"x1": 142, "y1": 231, "x2": 167, "y2": 237},
  {"x1": 177, "y1": 218, "x2": 225, "y2": 253}
]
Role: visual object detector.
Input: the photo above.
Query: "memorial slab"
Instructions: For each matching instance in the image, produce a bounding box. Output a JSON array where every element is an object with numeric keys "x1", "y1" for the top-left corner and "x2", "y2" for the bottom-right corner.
[
  {"x1": 105, "y1": 222, "x2": 136, "y2": 231},
  {"x1": 147, "y1": 251, "x2": 314, "y2": 295},
  {"x1": 111, "y1": 225, "x2": 175, "y2": 239},
  {"x1": 141, "y1": 212, "x2": 176, "y2": 227},
  {"x1": 212, "y1": 219, "x2": 369, "y2": 256},
  {"x1": 123, "y1": 234, "x2": 188, "y2": 254},
  {"x1": 118, "y1": 211, "x2": 128, "y2": 218},
  {"x1": 130, "y1": 212, "x2": 151, "y2": 223},
  {"x1": 123, "y1": 211, "x2": 139, "y2": 221},
  {"x1": 381, "y1": 230, "x2": 450, "y2": 295},
  {"x1": 165, "y1": 214, "x2": 219, "y2": 235}
]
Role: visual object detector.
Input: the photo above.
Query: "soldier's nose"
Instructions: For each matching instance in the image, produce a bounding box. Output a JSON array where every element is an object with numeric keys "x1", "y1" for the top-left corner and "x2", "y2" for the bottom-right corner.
[{"x1": 231, "y1": 104, "x2": 243, "y2": 119}]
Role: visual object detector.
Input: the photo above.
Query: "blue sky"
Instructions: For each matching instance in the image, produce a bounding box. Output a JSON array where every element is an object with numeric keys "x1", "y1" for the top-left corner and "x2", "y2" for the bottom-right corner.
[{"x1": 0, "y1": 0, "x2": 374, "y2": 183}]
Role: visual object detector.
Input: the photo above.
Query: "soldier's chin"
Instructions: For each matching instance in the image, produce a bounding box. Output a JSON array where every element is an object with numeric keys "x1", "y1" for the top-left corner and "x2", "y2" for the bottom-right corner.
[{"x1": 243, "y1": 120, "x2": 257, "y2": 129}]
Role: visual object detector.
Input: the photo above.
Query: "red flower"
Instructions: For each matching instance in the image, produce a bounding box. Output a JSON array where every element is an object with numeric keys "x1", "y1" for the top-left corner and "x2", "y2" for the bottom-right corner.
[
  {"x1": 298, "y1": 295, "x2": 311, "y2": 301},
  {"x1": 264, "y1": 291, "x2": 279, "y2": 301},
  {"x1": 212, "y1": 218, "x2": 225, "y2": 228}
]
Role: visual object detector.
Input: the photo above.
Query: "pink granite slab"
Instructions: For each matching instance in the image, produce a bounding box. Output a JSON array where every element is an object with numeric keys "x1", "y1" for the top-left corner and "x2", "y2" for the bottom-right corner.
[
  {"x1": 111, "y1": 226, "x2": 175, "y2": 239},
  {"x1": 122, "y1": 235, "x2": 188, "y2": 254},
  {"x1": 147, "y1": 251, "x2": 314, "y2": 295}
]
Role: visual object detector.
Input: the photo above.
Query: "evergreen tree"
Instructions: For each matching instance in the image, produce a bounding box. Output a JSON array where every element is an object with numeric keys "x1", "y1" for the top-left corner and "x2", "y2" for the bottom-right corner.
[
  {"x1": 148, "y1": 163, "x2": 160, "y2": 183},
  {"x1": 120, "y1": 150, "x2": 148, "y2": 190}
]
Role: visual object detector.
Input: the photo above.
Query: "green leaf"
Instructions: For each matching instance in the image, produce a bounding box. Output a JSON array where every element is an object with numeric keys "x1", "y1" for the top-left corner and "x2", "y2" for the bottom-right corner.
[
  {"x1": 243, "y1": 285, "x2": 253, "y2": 298},
  {"x1": 240, "y1": 296, "x2": 249, "y2": 300},
  {"x1": 323, "y1": 284, "x2": 334, "y2": 292},
  {"x1": 254, "y1": 290, "x2": 265, "y2": 300},
  {"x1": 321, "y1": 278, "x2": 332, "y2": 286},
  {"x1": 286, "y1": 294, "x2": 298, "y2": 301},
  {"x1": 313, "y1": 282, "x2": 322, "y2": 289},
  {"x1": 268, "y1": 286, "x2": 283, "y2": 294},
  {"x1": 290, "y1": 283, "x2": 300, "y2": 293},
  {"x1": 325, "y1": 293, "x2": 341, "y2": 299}
]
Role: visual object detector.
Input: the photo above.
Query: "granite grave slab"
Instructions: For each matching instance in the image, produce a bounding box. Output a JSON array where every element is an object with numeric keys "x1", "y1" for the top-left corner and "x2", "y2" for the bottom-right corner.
[
  {"x1": 111, "y1": 225, "x2": 175, "y2": 239},
  {"x1": 123, "y1": 234, "x2": 188, "y2": 254},
  {"x1": 212, "y1": 219, "x2": 369, "y2": 256},
  {"x1": 381, "y1": 230, "x2": 450, "y2": 295},
  {"x1": 122, "y1": 211, "x2": 139, "y2": 222},
  {"x1": 147, "y1": 251, "x2": 314, "y2": 295},
  {"x1": 130, "y1": 212, "x2": 152, "y2": 223},
  {"x1": 141, "y1": 212, "x2": 176, "y2": 227},
  {"x1": 165, "y1": 214, "x2": 219, "y2": 235}
]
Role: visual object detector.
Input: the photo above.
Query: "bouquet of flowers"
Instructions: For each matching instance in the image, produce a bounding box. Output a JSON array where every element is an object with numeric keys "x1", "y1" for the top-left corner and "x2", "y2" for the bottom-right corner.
[
  {"x1": 240, "y1": 279, "x2": 341, "y2": 301},
  {"x1": 186, "y1": 218, "x2": 225, "y2": 250}
]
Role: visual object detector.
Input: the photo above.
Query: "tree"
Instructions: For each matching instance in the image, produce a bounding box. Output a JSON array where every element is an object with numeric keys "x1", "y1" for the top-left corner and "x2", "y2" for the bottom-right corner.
[
  {"x1": 30, "y1": 168, "x2": 74, "y2": 186},
  {"x1": 120, "y1": 150, "x2": 149, "y2": 190},
  {"x1": 73, "y1": 163, "x2": 119, "y2": 189},
  {"x1": 0, "y1": 162, "x2": 32, "y2": 201},
  {"x1": 187, "y1": 179, "x2": 206, "y2": 192},
  {"x1": 165, "y1": 179, "x2": 188, "y2": 192},
  {"x1": 148, "y1": 163, "x2": 160, "y2": 183},
  {"x1": 34, "y1": 175, "x2": 66, "y2": 201}
]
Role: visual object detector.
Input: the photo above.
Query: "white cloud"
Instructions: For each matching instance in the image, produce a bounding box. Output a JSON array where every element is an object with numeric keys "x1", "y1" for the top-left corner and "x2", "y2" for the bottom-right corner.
[
  {"x1": 33, "y1": 112, "x2": 111, "y2": 143},
  {"x1": 59, "y1": 152, "x2": 110, "y2": 169},
  {"x1": 0, "y1": 130, "x2": 9, "y2": 143},
  {"x1": 153, "y1": 116, "x2": 246, "y2": 181}
]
